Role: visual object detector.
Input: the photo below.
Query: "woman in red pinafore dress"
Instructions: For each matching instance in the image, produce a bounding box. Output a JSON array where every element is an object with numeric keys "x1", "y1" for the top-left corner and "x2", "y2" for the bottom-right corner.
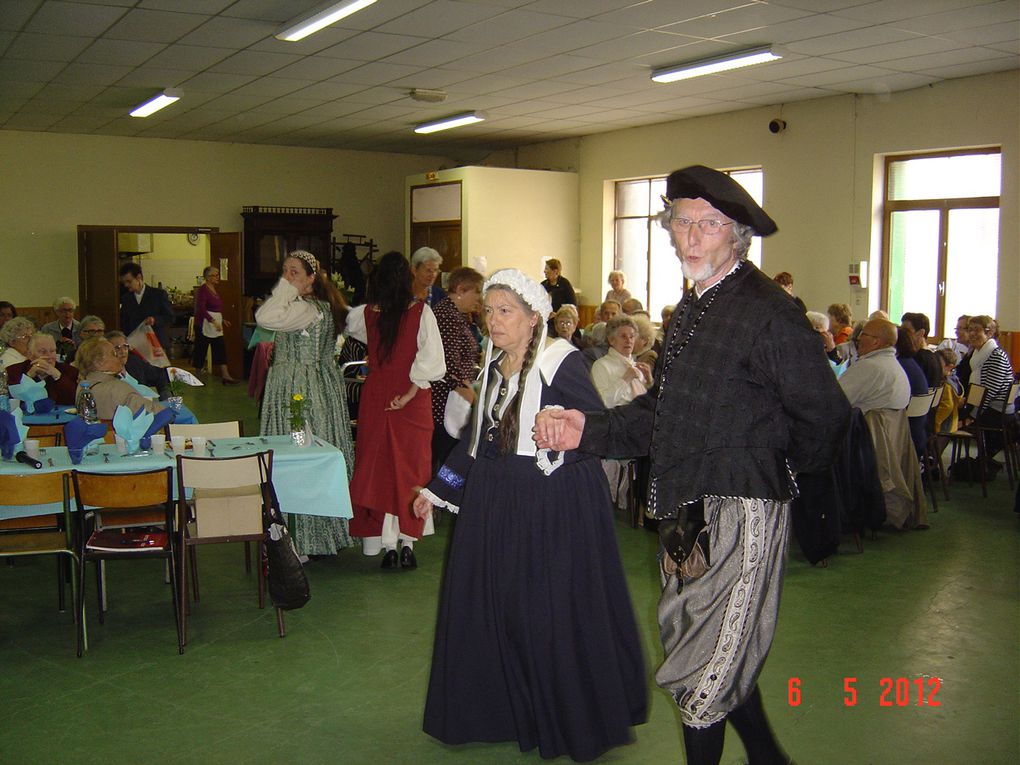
[{"x1": 346, "y1": 251, "x2": 446, "y2": 570}]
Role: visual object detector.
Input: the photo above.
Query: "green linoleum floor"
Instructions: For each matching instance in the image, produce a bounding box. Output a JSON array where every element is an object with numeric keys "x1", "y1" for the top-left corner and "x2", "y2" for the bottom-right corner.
[{"x1": 2, "y1": 380, "x2": 1018, "y2": 765}]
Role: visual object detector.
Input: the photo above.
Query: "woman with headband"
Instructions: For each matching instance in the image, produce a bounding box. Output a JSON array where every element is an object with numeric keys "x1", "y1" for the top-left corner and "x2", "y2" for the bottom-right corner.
[
  {"x1": 413, "y1": 268, "x2": 647, "y2": 762},
  {"x1": 256, "y1": 250, "x2": 356, "y2": 557}
]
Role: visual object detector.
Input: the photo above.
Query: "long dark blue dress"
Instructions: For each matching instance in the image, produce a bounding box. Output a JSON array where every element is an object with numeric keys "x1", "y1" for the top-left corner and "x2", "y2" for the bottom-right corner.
[{"x1": 421, "y1": 349, "x2": 647, "y2": 762}]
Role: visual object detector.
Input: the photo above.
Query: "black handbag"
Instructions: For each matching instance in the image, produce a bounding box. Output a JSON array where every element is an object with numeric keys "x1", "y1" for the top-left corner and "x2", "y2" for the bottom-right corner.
[{"x1": 258, "y1": 454, "x2": 311, "y2": 611}]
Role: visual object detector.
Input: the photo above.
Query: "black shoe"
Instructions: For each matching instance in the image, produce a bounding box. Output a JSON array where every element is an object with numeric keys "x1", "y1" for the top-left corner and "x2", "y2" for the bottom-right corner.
[
  {"x1": 399, "y1": 546, "x2": 417, "y2": 570},
  {"x1": 381, "y1": 549, "x2": 398, "y2": 570}
]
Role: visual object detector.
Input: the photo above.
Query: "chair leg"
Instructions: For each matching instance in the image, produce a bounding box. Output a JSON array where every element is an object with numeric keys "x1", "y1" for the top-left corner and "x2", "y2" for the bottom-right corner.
[
  {"x1": 168, "y1": 549, "x2": 183, "y2": 655},
  {"x1": 276, "y1": 607, "x2": 285, "y2": 638},
  {"x1": 244, "y1": 541, "x2": 252, "y2": 574},
  {"x1": 75, "y1": 553, "x2": 86, "y2": 657},
  {"x1": 257, "y1": 541, "x2": 265, "y2": 610},
  {"x1": 57, "y1": 556, "x2": 66, "y2": 612},
  {"x1": 179, "y1": 542, "x2": 189, "y2": 650},
  {"x1": 189, "y1": 546, "x2": 200, "y2": 602},
  {"x1": 95, "y1": 560, "x2": 105, "y2": 624},
  {"x1": 976, "y1": 432, "x2": 988, "y2": 498}
]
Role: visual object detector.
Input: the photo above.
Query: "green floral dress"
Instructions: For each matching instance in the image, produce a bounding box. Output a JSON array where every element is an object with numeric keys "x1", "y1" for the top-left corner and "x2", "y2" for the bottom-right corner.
[{"x1": 260, "y1": 299, "x2": 355, "y2": 555}]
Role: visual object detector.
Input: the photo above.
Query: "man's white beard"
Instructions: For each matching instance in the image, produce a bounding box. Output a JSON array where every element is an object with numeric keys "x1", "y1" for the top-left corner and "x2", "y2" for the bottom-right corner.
[{"x1": 680, "y1": 258, "x2": 716, "y2": 285}]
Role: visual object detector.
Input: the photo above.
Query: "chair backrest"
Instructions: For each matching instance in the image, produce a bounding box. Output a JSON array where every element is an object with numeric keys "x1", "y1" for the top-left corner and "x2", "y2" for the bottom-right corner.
[
  {"x1": 176, "y1": 451, "x2": 272, "y2": 491},
  {"x1": 72, "y1": 468, "x2": 172, "y2": 509},
  {"x1": 906, "y1": 390, "x2": 936, "y2": 418},
  {"x1": 27, "y1": 424, "x2": 64, "y2": 447},
  {"x1": 965, "y1": 383, "x2": 986, "y2": 409},
  {"x1": 168, "y1": 421, "x2": 242, "y2": 439},
  {"x1": 340, "y1": 360, "x2": 367, "y2": 379},
  {"x1": 0, "y1": 471, "x2": 69, "y2": 507}
]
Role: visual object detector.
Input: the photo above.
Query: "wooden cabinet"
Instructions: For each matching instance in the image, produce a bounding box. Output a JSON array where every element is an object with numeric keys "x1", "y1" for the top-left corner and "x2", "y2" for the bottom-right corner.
[{"x1": 241, "y1": 206, "x2": 336, "y2": 297}]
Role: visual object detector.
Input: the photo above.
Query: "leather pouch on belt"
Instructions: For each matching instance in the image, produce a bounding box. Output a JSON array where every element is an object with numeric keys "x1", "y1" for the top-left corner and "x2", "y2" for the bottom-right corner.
[{"x1": 658, "y1": 499, "x2": 711, "y2": 592}]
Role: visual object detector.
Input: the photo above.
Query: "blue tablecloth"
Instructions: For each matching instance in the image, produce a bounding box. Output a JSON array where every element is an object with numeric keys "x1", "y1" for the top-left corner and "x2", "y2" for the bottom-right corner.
[
  {"x1": 0, "y1": 435, "x2": 350, "y2": 521},
  {"x1": 23, "y1": 403, "x2": 198, "y2": 426}
]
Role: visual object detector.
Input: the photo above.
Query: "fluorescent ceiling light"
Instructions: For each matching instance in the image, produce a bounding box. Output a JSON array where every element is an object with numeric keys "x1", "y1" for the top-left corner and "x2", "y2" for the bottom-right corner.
[
  {"x1": 276, "y1": 0, "x2": 378, "y2": 42},
  {"x1": 129, "y1": 89, "x2": 180, "y2": 118},
  {"x1": 415, "y1": 112, "x2": 486, "y2": 135},
  {"x1": 651, "y1": 45, "x2": 781, "y2": 84}
]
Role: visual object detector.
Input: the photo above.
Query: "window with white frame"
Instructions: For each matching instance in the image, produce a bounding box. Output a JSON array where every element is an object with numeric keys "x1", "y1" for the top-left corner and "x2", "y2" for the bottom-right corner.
[
  {"x1": 614, "y1": 169, "x2": 763, "y2": 317},
  {"x1": 882, "y1": 148, "x2": 1001, "y2": 338}
]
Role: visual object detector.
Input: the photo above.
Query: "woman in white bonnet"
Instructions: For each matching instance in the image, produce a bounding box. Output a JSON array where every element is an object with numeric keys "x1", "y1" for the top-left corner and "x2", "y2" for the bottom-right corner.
[{"x1": 413, "y1": 268, "x2": 647, "y2": 762}]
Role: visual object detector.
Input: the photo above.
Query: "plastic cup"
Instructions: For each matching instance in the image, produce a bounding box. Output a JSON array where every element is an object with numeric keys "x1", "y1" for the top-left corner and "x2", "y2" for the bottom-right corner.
[
  {"x1": 170, "y1": 435, "x2": 186, "y2": 454},
  {"x1": 115, "y1": 436, "x2": 128, "y2": 455},
  {"x1": 150, "y1": 434, "x2": 166, "y2": 452},
  {"x1": 191, "y1": 436, "x2": 207, "y2": 456},
  {"x1": 24, "y1": 439, "x2": 40, "y2": 459}
]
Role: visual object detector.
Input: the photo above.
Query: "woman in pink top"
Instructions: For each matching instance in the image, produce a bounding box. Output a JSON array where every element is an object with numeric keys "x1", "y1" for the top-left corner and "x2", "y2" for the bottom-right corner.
[{"x1": 192, "y1": 265, "x2": 239, "y2": 384}]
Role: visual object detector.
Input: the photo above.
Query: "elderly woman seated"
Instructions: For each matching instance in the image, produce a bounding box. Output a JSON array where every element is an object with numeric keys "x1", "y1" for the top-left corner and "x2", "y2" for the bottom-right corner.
[
  {"x1": 105, "y1": 330, "x2": 171, "y2": 399},
  {"x1": 552, "y1": 305, "x2": 584, "y2": 348},
  {"x1": 4, "y1": 333, "x2": 79, "y2": 404},
  {"x1": 592, "y1": 316, "x2": 653, "y2": 508},
  {"x1": 1, "y1": 316, "x2": 35, "y2": 369},
  {"x1": 75, "y1": 337, "x2": 165, "y2": 419}
]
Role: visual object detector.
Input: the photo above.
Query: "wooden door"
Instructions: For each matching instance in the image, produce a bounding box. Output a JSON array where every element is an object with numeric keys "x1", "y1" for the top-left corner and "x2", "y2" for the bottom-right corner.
[
  {"x1": 410, "y1": 221, "x2": 462, "y2": 272},
  {"x1": 209, "y1": 233, "x2": 244, "y2": 380},
  {"x1": 77, "y1": 228, "x2": 119, "y2": 330}
]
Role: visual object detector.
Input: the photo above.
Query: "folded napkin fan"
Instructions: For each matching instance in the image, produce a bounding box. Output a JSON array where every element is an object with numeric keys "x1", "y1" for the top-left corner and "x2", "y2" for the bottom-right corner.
[
  {"x1": 829, "y1": 358, "x2": 849, "y2": 378},
  {"x1": 112, "y1": 405, "x2": 154, "y2": 448},
  {"x1": 63, "y1": 417, "x2": 108, "y2": 454},
  {"x1": 9, "y1": 377, "x2": 55, "y2": 414},
  {"x1": 0, "y1": 408, "x2": 29, "y2": 459}
]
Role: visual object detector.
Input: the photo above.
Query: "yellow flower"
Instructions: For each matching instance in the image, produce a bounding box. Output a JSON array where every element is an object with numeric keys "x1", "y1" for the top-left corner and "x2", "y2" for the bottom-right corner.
[{"x1": 292, "y1": 393, "x2": 304, "y2": 402}]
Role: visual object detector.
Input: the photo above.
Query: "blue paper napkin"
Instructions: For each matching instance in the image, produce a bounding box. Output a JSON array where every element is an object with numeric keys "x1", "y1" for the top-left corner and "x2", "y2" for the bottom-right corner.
[
  {"x1": 0, "y1": 408, "x2": 29, "y2": 459},
  {"x1": 9, "y1": 377, "x2": 50, "y2": 414}
]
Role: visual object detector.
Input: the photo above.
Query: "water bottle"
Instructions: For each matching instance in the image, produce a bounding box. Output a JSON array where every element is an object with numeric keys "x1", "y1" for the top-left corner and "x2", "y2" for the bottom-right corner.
[{"x1": 78, "y1": 381, "x2": 99, "y2": 424}]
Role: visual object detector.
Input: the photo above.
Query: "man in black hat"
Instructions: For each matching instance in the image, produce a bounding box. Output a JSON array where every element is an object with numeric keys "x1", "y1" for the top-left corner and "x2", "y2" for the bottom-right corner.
[{"x1": 535, "y1": 165, "x2": 850, "y2": 765}]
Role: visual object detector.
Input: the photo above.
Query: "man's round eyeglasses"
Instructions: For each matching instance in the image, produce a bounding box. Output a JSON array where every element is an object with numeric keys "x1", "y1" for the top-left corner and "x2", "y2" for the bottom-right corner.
[
  {"x1": 80, "y1": 328, "x2": 104, "y2": 335},
  {"x1": 668, "y1": 217, "x2": 733, "y2": 235},
  {"x1": 112, "y1": 343, "x2": 130, "y2": 353}
]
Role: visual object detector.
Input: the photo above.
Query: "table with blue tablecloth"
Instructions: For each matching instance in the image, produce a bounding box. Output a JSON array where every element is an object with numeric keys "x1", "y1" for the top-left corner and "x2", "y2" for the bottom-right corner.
[
  {"x1": 23, "y1": 403, "x2": 198, "y2": 427},
  {"x1": 0, "y1": 435, "x2": 350, "y2": 522}
]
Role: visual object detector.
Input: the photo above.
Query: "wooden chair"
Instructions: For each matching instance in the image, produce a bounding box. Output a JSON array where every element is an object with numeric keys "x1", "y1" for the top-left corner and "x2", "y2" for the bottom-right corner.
[
  {"x1": 924, "y1": 385, "x2": 951, "y2": 503},
  {"x1": 175, "y1": 450, "x2": 282, "y2": 651},
  {"x1": 947, "y1": 384, "x2": 988, "y2": 497},
  {"x1": 972, "y1": 381, "x2": 1020, "y2": 490},
  {"x1": 26, "y1": 423, "x2": 64, "y2": 447},
  {"x1": 906, "y1": 390, "x2": 938, "y2": 511},
  {"x1": 0, "y1": 472, "x2": 84, "y2": 656},
  {"x1": 71, "y1": 468, "x2": 181, "y2": 651}
]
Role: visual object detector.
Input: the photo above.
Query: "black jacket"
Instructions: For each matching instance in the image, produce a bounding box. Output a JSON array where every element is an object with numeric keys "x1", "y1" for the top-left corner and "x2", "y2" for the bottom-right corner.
[
  {"x1": 120, "y1": 285, "x2": 175, "y2": 352},
  {"x1": 580, "y1": 261, "x2": 851, "y2": 517}
]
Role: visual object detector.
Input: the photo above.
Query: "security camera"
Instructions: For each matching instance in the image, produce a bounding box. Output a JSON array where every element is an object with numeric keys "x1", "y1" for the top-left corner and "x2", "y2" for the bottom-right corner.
[{"x1": 768, "y1": 119, "x2": 787, "y2": 134}]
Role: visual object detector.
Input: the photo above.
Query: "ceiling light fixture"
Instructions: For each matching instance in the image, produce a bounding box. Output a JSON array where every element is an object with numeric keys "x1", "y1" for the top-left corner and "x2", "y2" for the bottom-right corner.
[
  {"x1": 651, "y1": 45, "x2": 781, "y2": 84},
  {"x1": 129, "y1": 89, "x2": 180, "y2": 118},
  {"x1": 276, "y1": 0, "x2": 378, "y2": 42},
  {"x1": 414, "y1": 112, "x2": 485, "y2": 135}
]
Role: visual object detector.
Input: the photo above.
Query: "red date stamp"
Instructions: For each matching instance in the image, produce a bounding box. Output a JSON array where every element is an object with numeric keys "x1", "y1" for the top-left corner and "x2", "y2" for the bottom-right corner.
[{"x1": 786, "y1": 677, "x2": 942, "y2": 707}]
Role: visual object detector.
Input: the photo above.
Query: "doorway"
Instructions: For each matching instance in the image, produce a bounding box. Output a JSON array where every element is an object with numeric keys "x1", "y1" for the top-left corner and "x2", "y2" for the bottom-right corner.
[{"x1": 77, "y1": 225, "x2": 244, "y2": 380}]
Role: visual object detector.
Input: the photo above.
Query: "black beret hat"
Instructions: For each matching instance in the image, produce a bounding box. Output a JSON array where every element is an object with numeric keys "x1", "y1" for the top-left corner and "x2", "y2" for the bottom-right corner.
[{"x1": 664, "y1": 165, "x2": 778, "y2": 237}]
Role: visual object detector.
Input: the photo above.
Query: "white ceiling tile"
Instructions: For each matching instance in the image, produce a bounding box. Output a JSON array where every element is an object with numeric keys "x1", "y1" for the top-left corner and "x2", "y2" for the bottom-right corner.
[
  {"x1": 338, "y1": 85, "x2": 408, "y2": 104},
  {"x1": 178, "y1": 17, "x2": 276, "y2": 49},
  {"x1": 0, "y1": 80, "x2": 45, "y2": 98},
  {"x1": 831, "y1": 0, "x2": 997, "y2": 25},
  {"x1": 319, "y1": 32, "x2": 429, "y2": 61},
  {"x1": 786, "y1": 25, "x2": 920, "y2": 55},
  {"x1": 210, "y1": 49, "x2": 304, "y2": 76},
  {"x1": 146, "y1": 44, "x2": 235, "y2": 71},
  {"x1": 594, "y1": 0, "x2": 749, "y2": 31},
  {"x1": 827, "y1": 36, "x2": 961, "y2": 65},
  {"x1": 444, "y1": 10, "x2": 574, "y2": 45},
  {"x1": 180, "y1": 71, "x2": 258, "y2": 93},
  {"x1": 5, "y1": 32, "x2": 92, "y2": 61},
  {"x1": 715, "y1": 12, "x2": 870, "y2": 46},
  {"x1": 332, "y1": 61, "x2": 424, "y2": 85},
  {"x1": 269, "y1": 56, "x2": 363, "y2": 81},
  {"x1": 25, "y1": 1, "x2": 127, "y2": 36},
  {"x1": 490, "y1": 80, "x2": 586, "y2": 100},
  {"x1": 549, "y1": 61, "x2": 644, "y2": 86},
  {"x1": 636, "y1": 38, "x2": 741, "y2": 68},
  {"x1": 827, "y1": 70, "x2": 938, "y2": 93},
  {"x1": 292, "y1": 80, "x2": 367, "y2": 100},
  {"x1": 77, "y1": 39, "x2": 167, "y2": 67},
  {"x1": 140, "y1": 0, "x2": 234, "y2": 13},
  {"x1": 376, "y1": 0, "x2": 507, "y2": 36},
  {"x1": 737, "y1": 54, "x2": 852, "y2": 81},
  {"x1": 294, "y1": 100, "x2": 374, "y2": 119},
  {"x1": 35, "y1": 80, "x2": 104, "y2": 100},
  {"x1": 0, "y1": 1, "x2": 46, "y2": 33},
  {"x1": 220, "y1": 0, "x2": 320, "y2": 23},
  {"x1": 3, "y1": 111, "x2": 63, "y2": 128},
  {"x1": 255, "y1": 95, "x2": 329, "y2": 114},
  {"x1": 730, "y1": 85, "x2": 834, "y2": 104},
  {"x1": 524, "y1": 0, "x2": 643, "y2": 18},
  {"x1": 541, "y1": 84, "x2": 635, "y2": 105},
  {"x1": 104, "y1": 9, "x2": 210, "y2": 44},
  {"x1": 987, "y1": 40, "x2": 1019, "y2": 54},
  {"x1": 348, "y1": 103, "x2": 418, "y2": 120},
  {"x1": 941, "y1": 21, "x2": 1020, "y2": 46},
  {"x1": 779, "y1": 63, "x2": 890, "y2": 86},
  {"x1": 111, "y1": 66, "x2": 193, "y2": 88},
  {"x1": 52, "y1": 61, "x2": 132, "y2": 85},
  {"x1": 766, "y1": 0, "x2": 876, "y2": 11},
  {"x1": 441, "y1": 45, "x2": 550, "y2": 73},
  {"x1": 249, "y1": 27, "x2": 360, "y2": 55},
  {"x1": 660, "y1": 2, "x2": 813, "y2": 38},
  {"x1": 880, "y1": 46, "x2": 1010, "y2": 72},
  {"x1": 381, "y1": 38, "x2": 493, "y2": 67},
  {"x1": 498, "y1": 53, "x2": 601, "y2": 79},
  {"x1": 890, "y1": 0, "x2": 1020, "y2": 35},
  {"x1": 919, "y1": 55, "x2": 1017, "y2": 78},
  {"x1": 569, "y1": 30, "x2": 705, "y2": 62}
]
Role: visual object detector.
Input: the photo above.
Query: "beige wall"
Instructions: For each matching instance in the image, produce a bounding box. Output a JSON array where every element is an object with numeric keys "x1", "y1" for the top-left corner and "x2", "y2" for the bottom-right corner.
[
  {"x1": 0, "y1": 130, "x2": 448, "y2": 305},
  {"x1": 405, "y1": 165, "x2": 579, "y2": 290},
  {"x1": 495, "y1": 70, "x2": 1019, "y2": 331}
]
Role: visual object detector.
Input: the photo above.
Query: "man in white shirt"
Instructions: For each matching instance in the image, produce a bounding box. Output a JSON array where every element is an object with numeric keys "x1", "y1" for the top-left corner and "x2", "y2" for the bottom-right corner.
[{"x1": 838, "y1": 318, "x2": 910, "y2": 412}]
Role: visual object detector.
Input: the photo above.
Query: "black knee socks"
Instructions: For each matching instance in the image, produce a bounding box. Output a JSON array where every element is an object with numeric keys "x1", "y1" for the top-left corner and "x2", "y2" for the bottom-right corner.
[
  {"x1": 682, "y1": 720, "x2": 725, "y2": 765},
  {"x1": 726, "y1": 685, "x2": 789, "y2": 765}
]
